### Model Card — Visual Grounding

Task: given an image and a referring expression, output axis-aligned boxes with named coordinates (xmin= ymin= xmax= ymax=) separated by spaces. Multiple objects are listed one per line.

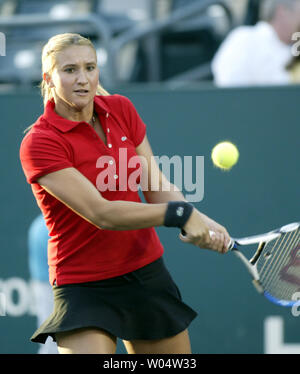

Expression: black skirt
xmin=31 ymin=257 xmax=197 ymax=344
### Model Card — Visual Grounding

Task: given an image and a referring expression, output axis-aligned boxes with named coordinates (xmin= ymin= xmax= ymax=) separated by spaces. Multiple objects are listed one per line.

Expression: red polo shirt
xmin=20 ymin=94 xmax=164 ymax=286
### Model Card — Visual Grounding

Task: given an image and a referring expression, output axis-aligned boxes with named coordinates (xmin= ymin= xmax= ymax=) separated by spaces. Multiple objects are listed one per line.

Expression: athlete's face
xmin=45 ymin=45 xmax=99 ymax=111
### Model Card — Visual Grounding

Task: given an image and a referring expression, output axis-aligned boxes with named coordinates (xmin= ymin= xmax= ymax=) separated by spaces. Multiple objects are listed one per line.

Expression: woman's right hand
xmin=179 ymin=209 xmax=230 ymax=254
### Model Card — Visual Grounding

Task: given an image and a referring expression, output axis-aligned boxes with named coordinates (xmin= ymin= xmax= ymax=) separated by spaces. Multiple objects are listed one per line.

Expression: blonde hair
xmin=40 ymin=33 xmax=109 ymax=106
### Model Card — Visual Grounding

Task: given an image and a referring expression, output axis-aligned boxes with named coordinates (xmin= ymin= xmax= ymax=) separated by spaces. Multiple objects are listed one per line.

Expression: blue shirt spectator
xmin=28 ymin=214 xmax=49 ymax=282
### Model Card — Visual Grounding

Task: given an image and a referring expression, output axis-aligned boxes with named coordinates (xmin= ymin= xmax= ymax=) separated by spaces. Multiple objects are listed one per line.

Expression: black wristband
xmin=164 ymin=201 xmax=194 ymax=228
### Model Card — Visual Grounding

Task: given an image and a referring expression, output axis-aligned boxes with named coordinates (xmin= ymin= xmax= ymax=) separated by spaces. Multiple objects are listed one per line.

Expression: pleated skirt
xmin=31 ymin=257 xmax=197 ymax=344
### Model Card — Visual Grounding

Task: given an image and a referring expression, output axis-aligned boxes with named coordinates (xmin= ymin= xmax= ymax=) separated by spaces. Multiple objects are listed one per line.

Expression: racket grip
xmin=227 ymin=239 xmax=235 ymax=250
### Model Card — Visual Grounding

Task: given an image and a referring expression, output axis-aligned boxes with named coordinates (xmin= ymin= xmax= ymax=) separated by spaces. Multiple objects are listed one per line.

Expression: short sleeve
xmin=20 ymin=131 xmax=73 ymax=184
xmin=117 ymin=95 xmax=146 ymax=147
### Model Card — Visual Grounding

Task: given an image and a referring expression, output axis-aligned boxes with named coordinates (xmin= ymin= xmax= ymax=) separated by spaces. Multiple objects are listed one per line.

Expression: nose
xmin=76 ymin=67 xmax=88 ymax=85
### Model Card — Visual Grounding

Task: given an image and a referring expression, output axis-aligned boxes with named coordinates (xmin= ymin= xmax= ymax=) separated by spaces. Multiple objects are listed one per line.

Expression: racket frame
xmin=228 ymin=222 xmax=300 ymax=306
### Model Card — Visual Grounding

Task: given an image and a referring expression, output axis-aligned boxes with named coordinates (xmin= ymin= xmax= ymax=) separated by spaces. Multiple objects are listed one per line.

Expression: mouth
xmin=74 ymin=89 xmax=89 ymax=96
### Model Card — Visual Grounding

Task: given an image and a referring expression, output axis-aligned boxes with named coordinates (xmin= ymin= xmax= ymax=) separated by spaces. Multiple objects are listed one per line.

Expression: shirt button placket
xmin=106 ymin=113 xmax=111 ymax=149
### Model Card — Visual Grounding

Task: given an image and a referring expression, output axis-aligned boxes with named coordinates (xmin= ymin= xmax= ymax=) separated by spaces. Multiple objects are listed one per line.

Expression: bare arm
xmin=37 ymin=164 xmax=211 ymax=248
xmin=37 ymin=167 xmax=166 ymax=231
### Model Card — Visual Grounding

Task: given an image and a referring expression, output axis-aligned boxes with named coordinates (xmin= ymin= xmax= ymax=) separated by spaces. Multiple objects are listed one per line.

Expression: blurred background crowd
xmin=0 ymin=0 xmax=300 ymax=91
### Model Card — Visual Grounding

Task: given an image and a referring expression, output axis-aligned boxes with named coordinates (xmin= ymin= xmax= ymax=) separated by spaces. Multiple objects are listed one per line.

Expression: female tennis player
xmin=20 ymin=33 xmax=230 ymax=354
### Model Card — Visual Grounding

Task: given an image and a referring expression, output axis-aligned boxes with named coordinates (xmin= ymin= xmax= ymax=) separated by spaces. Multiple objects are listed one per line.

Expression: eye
xmin=65 ymin=67 xmax=75 ymax=73
xmin=87 ymin=65 xmax=95 ymax=71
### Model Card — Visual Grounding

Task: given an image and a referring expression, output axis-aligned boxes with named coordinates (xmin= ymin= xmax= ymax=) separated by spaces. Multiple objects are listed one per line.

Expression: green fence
xmin=0 ymin=85 xmax=299 ymax=353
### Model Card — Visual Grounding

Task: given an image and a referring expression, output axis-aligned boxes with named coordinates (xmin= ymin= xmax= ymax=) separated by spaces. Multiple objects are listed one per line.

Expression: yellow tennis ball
xmin=211 ymin=141 xmax=239 ymax=170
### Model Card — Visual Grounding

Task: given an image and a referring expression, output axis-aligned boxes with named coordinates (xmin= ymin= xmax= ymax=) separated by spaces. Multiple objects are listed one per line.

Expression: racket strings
xmin=260 ymin=229 xmax=297 ymax=282
xmin=273 ymin=230 xmax=300 ymax=291
xmin=272 ymin=230 xmax=300 ymax=299
xmin=259 ymin=234 xmax=285 ymax=277
xmin=259 ymin=230 xmax=299 ymax=296
xmin=257 ymin=228 xmax=300 ymax=301
xmin=263 ymin=230 xmax=299 ymax=289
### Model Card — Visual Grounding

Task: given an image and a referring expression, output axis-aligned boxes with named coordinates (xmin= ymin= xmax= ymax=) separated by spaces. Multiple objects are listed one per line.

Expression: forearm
xmin=97 ymin=183 xmax=189 ymax=230
xmin=97 ymin=200 xmax=167 ymax=230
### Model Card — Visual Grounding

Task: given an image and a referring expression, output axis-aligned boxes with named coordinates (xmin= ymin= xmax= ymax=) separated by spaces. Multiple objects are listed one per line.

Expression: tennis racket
xmin=183 ymin=222 xmax=300 ymax=307
xmin=226 ymin=222 xmax=300 ymax=307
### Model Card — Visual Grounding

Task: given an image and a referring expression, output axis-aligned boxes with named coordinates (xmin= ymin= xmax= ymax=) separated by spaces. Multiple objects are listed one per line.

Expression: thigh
xmin=123 ymin=329 xmax=191 ymax=354
xmin=56 ymin=327 xmax=117 ymax=354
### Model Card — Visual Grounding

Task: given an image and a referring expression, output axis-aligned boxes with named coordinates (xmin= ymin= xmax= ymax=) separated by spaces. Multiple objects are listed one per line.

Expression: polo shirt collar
xmin=44 ymin=96 xmax=111 ymax=133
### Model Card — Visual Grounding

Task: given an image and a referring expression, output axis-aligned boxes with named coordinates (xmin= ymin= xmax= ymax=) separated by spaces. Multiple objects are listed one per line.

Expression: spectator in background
xmin=212 ymin=0 xmax=300 ymax=86
xmin=28 ymin=214 xmax=58 ymax=354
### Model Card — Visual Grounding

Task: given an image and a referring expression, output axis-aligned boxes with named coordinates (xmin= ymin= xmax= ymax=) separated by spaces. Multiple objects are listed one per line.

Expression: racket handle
xmin=227 ymin=239 xmax=235 ymax=250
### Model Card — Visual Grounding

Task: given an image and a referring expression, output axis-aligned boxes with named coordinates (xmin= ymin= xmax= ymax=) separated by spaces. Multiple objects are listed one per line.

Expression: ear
xmin=43 ymin=72 xmax=55 ymax=88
